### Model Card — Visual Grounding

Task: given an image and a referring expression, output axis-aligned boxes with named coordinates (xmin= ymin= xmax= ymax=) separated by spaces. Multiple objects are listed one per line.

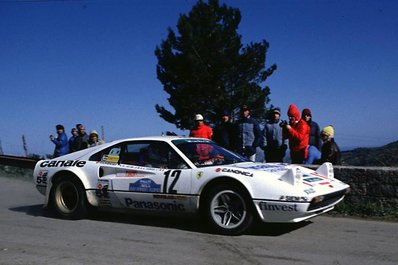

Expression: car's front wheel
xmin=204 ymin=185 xmax=253 ymax=235
xmin=51 ymin=176 xmax=88 ymax=220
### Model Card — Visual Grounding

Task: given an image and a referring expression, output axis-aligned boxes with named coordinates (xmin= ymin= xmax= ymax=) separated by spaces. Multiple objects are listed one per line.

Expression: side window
xmin=119 ymin=141 xmax=189 ymax=169
xmin=89 ymin=145 xmax=121 ymax=163
xmin=119 ymin=143 xmax=149 ymax=166
xmin=168 ymin=148 xmax=190 ymax=169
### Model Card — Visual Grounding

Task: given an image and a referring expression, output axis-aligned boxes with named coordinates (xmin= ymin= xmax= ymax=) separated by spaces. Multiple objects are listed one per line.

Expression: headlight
xmin=312 ymin=195 xmax=325 ymax=204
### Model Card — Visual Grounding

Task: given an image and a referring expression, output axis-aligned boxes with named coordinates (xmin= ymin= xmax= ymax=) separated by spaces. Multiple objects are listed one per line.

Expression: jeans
xmin=304 ymin=145 xmax=321 ymax=164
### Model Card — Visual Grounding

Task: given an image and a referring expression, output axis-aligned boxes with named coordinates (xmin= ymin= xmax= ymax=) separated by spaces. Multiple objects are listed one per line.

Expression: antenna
xmin=0 ymin=140 xmax=4 ymax=155
xmin=22 ymin=135 xmax=28 ymax=157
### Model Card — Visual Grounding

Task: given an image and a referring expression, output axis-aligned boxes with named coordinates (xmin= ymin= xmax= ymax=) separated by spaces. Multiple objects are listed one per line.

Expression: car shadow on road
xmin=248 ymin=221 xmax=312 ymax=236
xmin=9 ymin=204 xmax=47 ymax=217
xmin=10 ymin=204 xmax=311 ymax=237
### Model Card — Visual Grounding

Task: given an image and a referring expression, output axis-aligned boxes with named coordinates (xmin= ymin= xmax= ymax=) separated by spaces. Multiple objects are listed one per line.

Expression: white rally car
xmin=33 ymin=136 xmax=349 ymax=235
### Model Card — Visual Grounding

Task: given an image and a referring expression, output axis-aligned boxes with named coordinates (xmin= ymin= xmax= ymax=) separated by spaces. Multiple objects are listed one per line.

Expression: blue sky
xmin=1 ymin=0 xmax=397 ymax=156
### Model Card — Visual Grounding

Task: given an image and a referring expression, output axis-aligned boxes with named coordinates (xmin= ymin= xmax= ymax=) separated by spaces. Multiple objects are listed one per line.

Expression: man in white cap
xmin=189 ymin=114 xmax=213 ymax=140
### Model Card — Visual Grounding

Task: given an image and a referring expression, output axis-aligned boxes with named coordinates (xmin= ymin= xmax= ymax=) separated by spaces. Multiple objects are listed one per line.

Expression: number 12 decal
xmin=163 ymin=170 xmax=181 ymax=194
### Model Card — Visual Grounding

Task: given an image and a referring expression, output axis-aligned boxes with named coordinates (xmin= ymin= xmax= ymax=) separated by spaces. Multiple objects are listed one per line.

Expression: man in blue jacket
xmin=262 ymin=107 xmax=287 ymax=162
xmin=237 ymin=105 xmax=262 ymax=161
xmin=50 ymin=124 xmax=69 ymax=158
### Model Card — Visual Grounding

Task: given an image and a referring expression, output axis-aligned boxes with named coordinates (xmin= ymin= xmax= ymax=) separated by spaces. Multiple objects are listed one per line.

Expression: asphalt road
xmin=1 ymin=175 xmax=397 ymax=265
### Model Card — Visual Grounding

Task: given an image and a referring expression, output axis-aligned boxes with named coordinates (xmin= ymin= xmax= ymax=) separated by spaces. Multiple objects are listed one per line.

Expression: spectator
xmin=88 ymin=130 xmax=104 ymax=147
xmin=320 ymin=125 xmax=341 ymax=165
xmin=262 ymin=107 xmax=287 ymax=162
xmin=50 ymin=124 xmax=69 ymax=157
xmin=73 ymin=124 xmax=89 ymax=151
xmin=213 ymin=111 xmax=238 ymax=151
xmin=282 ymin=104 xmax=310 ymax=164
xmin=68 ymin=127 xmax=79 ymax=153
xmin=302 ymin=108 xmax=321 ymax=164
xmin=237 ymin=105 xmax=262 ymax=161
xmin=189 ymin=114 xmax=213 ymax=140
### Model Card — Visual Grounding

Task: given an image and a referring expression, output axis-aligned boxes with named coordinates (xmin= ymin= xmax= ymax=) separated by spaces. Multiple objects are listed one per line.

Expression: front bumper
xmin=254 ymin=189 xmax=348 ymax=223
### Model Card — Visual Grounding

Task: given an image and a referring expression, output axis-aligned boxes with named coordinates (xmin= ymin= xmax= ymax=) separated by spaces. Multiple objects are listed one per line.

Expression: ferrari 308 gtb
xmin=33 ymin=136 xmax=350 ymax=235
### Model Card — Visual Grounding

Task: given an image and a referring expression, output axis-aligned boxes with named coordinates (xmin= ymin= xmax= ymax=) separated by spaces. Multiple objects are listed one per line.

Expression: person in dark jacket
xmin=320 ymin=125 xmax=341 ymax=165
xmin=262 ymin=107 xmax=287 ymax=162
xmin=213 ymin=111 xmax=238 ymax=151
xmin=73 ymin=124 xmax=89 ymax=151
xmin=68 ymin=127 xmax=79 ymax=153
xmin=302 ymin=108 xmax=321 ymax=149
xmin=302 ymin=108 xmax=321 ymax=164
xmin=50 ymin=124 xmax=69 ymax=157
xmin=237 ymin=105 xmax=262 ymax=161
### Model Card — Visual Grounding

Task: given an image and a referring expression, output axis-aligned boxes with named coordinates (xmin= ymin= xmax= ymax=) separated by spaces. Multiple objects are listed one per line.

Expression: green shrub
xmin=331 ymin=202 xmax=398 ymax=220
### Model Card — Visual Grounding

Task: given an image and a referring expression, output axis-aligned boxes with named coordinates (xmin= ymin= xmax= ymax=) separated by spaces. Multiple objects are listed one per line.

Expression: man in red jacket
xmin=282 ymin=104 xmax=310 ymax=164
xmin=189 ymin=114 xmax=213 ymax=162
xmin=189 ymin=114 xmax=213 ymax=140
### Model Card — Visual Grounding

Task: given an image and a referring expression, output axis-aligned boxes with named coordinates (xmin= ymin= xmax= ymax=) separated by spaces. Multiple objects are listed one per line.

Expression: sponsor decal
xmin=97 ymin=161 xmax=118 ymax=166
xmin=311 ymin=172 xmax=326 ymax=178
xmin=153 ymin=194 xmax=188 ymax=201
xmin=259 ymin=202 xmax=298 ymax=212
xmin=96 ymin=180 xmax=111 ymax=206
xmin=240 ymin=164 xmax=287 ymax=173
xmin=215 ymin=168 xmax=253 ymax=177
xmin=304 ymin=188 xmax=316 ymax=195
xmin=180 ymin=139 xmax=209 ymax=143
xmin=102 ymin=154 xmax=119 ymax=163
xmin=116 ymin=171 xmax=146 ymax=178
xmin=40 ymin=160 xmax=86 ymax=168
xmin=36 ymin=171 xmax=48 ymax=185
xmin=196 ymin=171 xmax=204 ymax=180
xmin=129 ymin=178 xmax=161 ymax=193
xmin=279 ymin=195 xmax=308 ymax=202
xmin=319 ymin=181 xmax=331 ymax=185
xmin=303 ymin=177 xmax=324 ymax=183
xmin=125 ymin=198 xmax=185 ymax=212
xmin=120 ymin=164 xmax=165 ymax=172
xmin=96 ymin=179 xmax=110 ymax=199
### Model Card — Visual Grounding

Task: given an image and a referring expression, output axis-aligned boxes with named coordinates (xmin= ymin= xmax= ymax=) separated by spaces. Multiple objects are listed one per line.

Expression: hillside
xmin=341 ymin=140 xmax=398 ymax=167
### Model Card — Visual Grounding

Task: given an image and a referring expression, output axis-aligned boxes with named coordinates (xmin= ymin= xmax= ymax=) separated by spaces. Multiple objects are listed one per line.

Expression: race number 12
xmin=163 ymin=170 xmax=181 ymax=194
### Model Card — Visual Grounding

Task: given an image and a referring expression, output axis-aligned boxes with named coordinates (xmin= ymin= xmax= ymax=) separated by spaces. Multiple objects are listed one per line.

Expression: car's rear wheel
xmin=52 ymin=176 xmax=87 ymax=219
xmin=205 ymin=185 xmax=253 ymax=235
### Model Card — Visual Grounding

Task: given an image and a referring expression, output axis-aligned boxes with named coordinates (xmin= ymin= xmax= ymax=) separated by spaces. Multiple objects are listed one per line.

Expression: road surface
xmin=0 ymin=175 xmax=397 ymax=265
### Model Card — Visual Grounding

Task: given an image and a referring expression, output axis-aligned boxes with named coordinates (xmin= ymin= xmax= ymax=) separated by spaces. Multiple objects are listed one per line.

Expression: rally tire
xmin=51 ymin=176 xmax=88 ymax=220
xmin=204 ymin=185 xmax=253 ymax=235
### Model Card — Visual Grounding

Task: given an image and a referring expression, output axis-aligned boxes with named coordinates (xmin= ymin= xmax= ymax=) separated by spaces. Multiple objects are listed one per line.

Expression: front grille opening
xmin=308 ymin=189 xmax=347 ymax=211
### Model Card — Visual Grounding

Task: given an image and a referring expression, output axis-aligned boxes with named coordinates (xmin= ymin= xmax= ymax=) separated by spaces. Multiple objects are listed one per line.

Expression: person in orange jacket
xmin=281 ymin=104 xmax=310 ymax=164
xmin=189 ymin=114 xmax=214 ymax=162
xmin=189 ymin=114 xmax=213 ymax=140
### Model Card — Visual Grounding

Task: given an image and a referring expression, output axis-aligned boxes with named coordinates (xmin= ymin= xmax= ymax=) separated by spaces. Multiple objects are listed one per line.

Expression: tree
xmin=155 ymin=0 xmax=276 ymax=130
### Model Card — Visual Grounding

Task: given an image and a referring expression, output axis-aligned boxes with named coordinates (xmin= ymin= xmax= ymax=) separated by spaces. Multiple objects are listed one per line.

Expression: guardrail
xmin=0 ymin=155 xmax=38 ymax=169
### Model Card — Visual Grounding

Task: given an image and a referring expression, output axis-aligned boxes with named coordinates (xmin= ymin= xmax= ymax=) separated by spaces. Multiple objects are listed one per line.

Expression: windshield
xmin=172 ymin=139 xmax=248 ymax=167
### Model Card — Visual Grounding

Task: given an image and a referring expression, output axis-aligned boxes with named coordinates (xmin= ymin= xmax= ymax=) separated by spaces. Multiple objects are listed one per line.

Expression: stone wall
xmin=333 ymin=166 xmax=398 ymax=209
xmin=0 ymin=165 xmax=33 ymax=180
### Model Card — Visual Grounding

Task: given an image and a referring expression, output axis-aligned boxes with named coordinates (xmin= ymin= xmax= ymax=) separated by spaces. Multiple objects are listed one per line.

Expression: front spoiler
xmin=254 ymin=195 xmax=346 ymax=223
